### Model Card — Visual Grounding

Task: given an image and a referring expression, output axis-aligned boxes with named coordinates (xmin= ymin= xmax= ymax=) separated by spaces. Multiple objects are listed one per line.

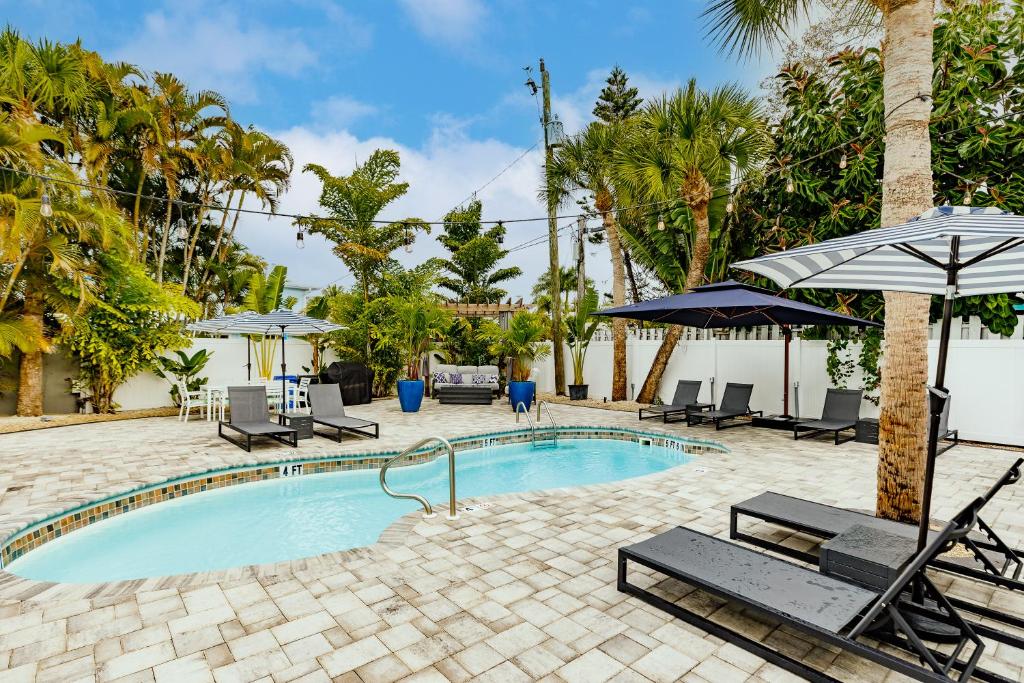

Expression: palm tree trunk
xmin=156 ymin=196 xmax=173 ymax=283
xmin=875 ymin=0 xmax=935 ymax=523
xmin=604 ymin=211 xmax=628 ymax=401
xmin=134 ymin=170 xmax=148 ymax=263
xmin=15 ymin=293 xmax=45 ymax=416
xmin=623 ymin=247 xmax=641 ymax=303
xmin=219 ymin=193 xmax=246 ymax=263
xmin=181 ymin=188 xmax=210 ymax=293
xmin=202 ymin=189 xmax=235 ymax=285
xmin=636 ymin=197 xmax=711 ymax=404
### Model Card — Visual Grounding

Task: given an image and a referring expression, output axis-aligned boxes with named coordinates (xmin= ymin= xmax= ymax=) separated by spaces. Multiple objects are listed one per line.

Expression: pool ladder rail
xmin=379 ymin=436 xmax=458 ymax=520
xmin=516 ymin=401 xmax=558 ymax=448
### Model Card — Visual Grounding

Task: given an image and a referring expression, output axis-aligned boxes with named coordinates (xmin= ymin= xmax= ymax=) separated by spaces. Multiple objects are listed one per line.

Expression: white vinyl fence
xmin=533 ymin=319 xmax=1024 ymax=446
xmin=112 ymin=337 xmax=336 ymax=412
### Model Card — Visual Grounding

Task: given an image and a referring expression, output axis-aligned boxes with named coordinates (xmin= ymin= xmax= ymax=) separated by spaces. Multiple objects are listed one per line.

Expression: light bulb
xmin=39 ymin=192 xmax=53 ymax=218
xmin=786 ymin=178 xmax=795 ymax=193
xmin=726 ymin=201 xmax=734 ymax=214
xmin=839 ymin=153 xmax=848 ymax=169
xmin=963 ymin=190 xmax=972 ymax=206
xmin=296 ymin=230 xmax=305 ymax=249
xmin=656 ymin=214 xmax=666 ymax=231
xmin=404 ymin=241 xmax=413 ymax=253
xmin=496 ymin=221 xmax=504 ymax=244
xmin=174 ymin=217 xmax=188 ymax=241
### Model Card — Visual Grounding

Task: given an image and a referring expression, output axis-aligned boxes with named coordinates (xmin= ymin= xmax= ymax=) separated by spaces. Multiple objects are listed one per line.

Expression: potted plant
xmin=488 ymin=311 xmax=550 ymax=412
xmin=393 ymin=297 xmax=450 ymax=412
xmin=567 ymin=291 xmax=600 ymax=400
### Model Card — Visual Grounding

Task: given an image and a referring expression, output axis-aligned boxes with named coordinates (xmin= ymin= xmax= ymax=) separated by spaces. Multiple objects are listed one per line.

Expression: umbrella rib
xmin=891 ymin=244 xmax=945 ymax=268
xmin=959 ymin=237 xmax=1024 ymax=269
xmin=785 ymin=245 xmax=884 ymax=287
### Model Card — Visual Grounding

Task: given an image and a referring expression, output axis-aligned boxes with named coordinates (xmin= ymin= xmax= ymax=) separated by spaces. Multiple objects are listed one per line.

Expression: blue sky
xmin=5 ymin=0 xmax=781 ymax=295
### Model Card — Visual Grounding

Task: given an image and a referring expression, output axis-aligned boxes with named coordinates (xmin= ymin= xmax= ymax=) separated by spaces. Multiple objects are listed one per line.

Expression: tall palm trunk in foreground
xmin=875 ymin=0 xmax=934 ymax=523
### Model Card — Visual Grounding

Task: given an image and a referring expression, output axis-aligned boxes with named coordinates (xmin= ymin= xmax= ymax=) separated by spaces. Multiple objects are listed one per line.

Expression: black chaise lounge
xmin=687 ymin=382 xmax=760 ymax=429
xmin=731 ymin=458 xmax=1024 ymax=602
xmin=308 ymin=384 xmax=379 ymax=441
xmin=794 ymin=388 xmax=862 ymax=445
xmin=931 ymin=386 xmax=959 ymax=455
xmin=638 ymin=380 xmax=701 ymax=423
xmin=218 ymin=385 xmax=298 ymax=452
xmin=620 ymin=497 xmax=998 ymax=682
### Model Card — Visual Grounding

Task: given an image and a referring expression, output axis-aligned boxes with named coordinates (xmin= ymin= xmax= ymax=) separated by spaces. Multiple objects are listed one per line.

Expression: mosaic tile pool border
xmin=0 ymin=426 xmax=725 ymax=568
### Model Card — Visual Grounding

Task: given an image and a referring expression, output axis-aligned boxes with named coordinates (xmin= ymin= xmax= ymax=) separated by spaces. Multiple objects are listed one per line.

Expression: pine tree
xmin=593 ymin=66 xmax=642 ymax=122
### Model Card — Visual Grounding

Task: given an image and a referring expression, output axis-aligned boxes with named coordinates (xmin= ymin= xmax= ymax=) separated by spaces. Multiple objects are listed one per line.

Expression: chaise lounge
xmin=730 ymin=457 xmax=1024 ymax=597
xmin=687 ymin=382 xmax=760 ymax=429
xmin=308 ymin=384 xmax=379 ymax=441
xmin=794 ymin=387 xmax=862 ymax=445
xmin=218 ymin=385 xmax=298 ymax=452
xmin=619 ymin=497 xmax=994 ymax=682
xmin=638 ymin=380 xmax=702 ymax=423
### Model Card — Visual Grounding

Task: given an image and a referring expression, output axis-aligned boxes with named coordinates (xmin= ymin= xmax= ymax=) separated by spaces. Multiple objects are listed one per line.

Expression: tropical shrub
xmin=157 ymin=349 xmax=213 ymax=406
xmin=567 ymin=291 xmax=601 ymax=386
xmin=486 ymin=311 xmax=551 ymax=382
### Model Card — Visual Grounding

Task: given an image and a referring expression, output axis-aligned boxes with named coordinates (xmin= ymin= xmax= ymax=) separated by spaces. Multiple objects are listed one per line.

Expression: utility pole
xmin=539 ymin=58 xmax=566 ymax=395
xmin=575 ymin=216 xmax=586 ymax=306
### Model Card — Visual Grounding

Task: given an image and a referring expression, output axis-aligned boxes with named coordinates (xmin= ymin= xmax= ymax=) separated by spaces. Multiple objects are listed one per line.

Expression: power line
xmin=453 ymin=141 xmax=541 ymax=209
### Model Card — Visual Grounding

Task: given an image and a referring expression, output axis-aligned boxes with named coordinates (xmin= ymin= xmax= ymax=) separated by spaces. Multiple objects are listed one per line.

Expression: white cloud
xmin=232 ymin=121 xmax=586 ymax=298
xmin=112 ymin=3 xmax=367 ymax=103
xmin=397 ymin=0 xmax=487 ymax=47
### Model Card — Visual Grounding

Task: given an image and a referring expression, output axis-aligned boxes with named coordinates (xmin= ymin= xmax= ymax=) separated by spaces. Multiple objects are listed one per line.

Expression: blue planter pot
xmin=508 ymin=381 xmax=536 ymax=412
xmin=397 ymin=379 xmax=425 ymax=413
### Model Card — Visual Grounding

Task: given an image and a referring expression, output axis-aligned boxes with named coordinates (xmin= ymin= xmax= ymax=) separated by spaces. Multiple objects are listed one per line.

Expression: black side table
xmin=820 ymin=523 xmax=916 ymax=590
xmin=684 ymin=403 xmax=715 ymax=426
xmin=278 ymin=412 xmax=314 ymax=440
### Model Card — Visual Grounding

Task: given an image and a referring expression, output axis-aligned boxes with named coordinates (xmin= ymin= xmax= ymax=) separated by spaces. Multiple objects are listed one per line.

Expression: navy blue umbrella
xmin=595 ymin=280 xmax=880 ymax=416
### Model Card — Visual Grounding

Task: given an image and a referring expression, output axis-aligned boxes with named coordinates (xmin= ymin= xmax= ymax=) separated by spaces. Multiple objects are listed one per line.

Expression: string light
xmin=839 ymin=152 xmax=848 ymax=169
xmin=726 ymin=199 xmax=734 ymax=214
xmin=295 ymin=228 xmax=305 ymax=249
xmin=39 ymin=187 xmax=53 ymax=218
xmin=785 ymin=176 xmax=795 ymax=193
xmin=403 ymin=222 xmax=413 ymax=253
xmin=657 ymin=214 xmax=666 ymax=231
xmin=174 ymin=217 xmax=188 ymax=241
xmin=496 ymin=220 xmax=504 ymax=245
xmin=963 ymin=188 xmax=973 ymax=205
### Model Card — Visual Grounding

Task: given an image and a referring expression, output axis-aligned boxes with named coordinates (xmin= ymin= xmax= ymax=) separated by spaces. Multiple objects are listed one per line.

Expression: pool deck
xmin=0 ymin=399 xmax=1021 ymax=682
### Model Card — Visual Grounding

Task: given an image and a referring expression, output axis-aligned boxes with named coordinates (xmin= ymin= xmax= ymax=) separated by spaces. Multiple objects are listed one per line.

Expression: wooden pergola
xmin=441 ymin=299 xmax=527 ymax=327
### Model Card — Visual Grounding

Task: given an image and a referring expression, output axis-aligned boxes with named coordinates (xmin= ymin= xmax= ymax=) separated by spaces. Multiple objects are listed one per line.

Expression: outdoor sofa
xmin=730 ymin=457 xmax=1024 ymax=598
xmin=619 ymin=496 xmax=997 ymax=682
xmin=686 ymin=382 xmax=760 ymax=429
xmin=308 ymin=384 xmax=379 ymax=441
xmin=793 ymin=388 xmax=862 ymax=445
xmin=638 ymin=380 xmax=701 ymax=423
xmin=218 ymin=385 xmax=298 ymax=452
xmin=431 ymin=364 xmax=500 ymax=398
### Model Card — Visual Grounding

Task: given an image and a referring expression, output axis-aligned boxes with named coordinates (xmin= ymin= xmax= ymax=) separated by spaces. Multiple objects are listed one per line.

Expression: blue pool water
xmin=8 ymin=438 xmax=694 ymax=582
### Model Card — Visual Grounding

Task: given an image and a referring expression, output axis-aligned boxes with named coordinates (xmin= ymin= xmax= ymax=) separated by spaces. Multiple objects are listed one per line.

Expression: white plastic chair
xmin=294 ymin=377 xmax=311 ymax=413
xmin=176 ymin=377 xmax=206 ymax=422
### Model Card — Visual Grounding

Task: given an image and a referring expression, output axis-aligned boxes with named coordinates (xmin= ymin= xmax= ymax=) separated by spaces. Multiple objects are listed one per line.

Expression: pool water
xmin=8 ymin=438 xmax=694 ymax=582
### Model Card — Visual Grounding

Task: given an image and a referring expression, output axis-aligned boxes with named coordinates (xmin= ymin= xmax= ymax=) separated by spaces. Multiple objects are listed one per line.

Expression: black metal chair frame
xmin=686 ymin=382 xmax=761 ymax=430
xmin=793 ymin=388 xmax=863 ymax=445
xmin=729 ymin=458 xmax=1024 ymax=636
xmin=619 ymin=499 xmax=1006 ymax=683
xmin=218 ymin=386 xmax=298 ymax=452
xmin=638 ymin=380 xmax=702 ymax=423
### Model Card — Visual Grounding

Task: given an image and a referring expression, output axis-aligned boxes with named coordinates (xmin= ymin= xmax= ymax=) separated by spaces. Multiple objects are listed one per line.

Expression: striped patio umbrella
xmin=188 ymin=310 xmax=342 ymax=401
xmin=733 ymin=206 xmax=1024 ymax=550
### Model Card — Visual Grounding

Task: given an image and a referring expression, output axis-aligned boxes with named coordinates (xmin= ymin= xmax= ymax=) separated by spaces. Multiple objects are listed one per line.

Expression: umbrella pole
xmin=247 ymin=338 xmax=252 ymax=381
xmin=782 ymin=327 xmax=792 ymax=418
xmin=916 ymin=239 xmax=958 ymax=553
xmin=280 ymin=325 xmax=288 ymax=413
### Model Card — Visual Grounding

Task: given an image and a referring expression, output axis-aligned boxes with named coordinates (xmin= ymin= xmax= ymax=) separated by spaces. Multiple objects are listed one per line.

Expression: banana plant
xmin=157 ymin=348 xmax=212 ymax=406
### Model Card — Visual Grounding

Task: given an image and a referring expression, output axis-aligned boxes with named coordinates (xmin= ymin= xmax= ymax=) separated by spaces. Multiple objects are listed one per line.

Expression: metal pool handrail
xmin=538 ymin=401 xmax=558 ymax=446
xmin=379 ymin=436 xmax=458 ymax=520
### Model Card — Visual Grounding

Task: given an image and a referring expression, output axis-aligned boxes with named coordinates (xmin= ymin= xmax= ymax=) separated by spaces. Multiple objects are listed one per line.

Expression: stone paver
xmin=0 ymin=399 xmax=1022 ymax=681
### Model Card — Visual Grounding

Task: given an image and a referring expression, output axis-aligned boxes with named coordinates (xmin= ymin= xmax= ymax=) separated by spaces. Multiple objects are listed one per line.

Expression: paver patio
xmin=0 ymin=399 xmax=1021 ymax=682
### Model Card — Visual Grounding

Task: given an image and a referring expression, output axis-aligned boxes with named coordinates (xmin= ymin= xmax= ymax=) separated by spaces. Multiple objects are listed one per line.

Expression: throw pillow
xmin=471 ymin=374 xmax=489 ymax=385
xmin=449 ymin=372 xmax=464 ymax=385
xmin=489 ymin=374 xmax=499 ymax=384
xmin=432 ymin=371 xmax=448 ymax=384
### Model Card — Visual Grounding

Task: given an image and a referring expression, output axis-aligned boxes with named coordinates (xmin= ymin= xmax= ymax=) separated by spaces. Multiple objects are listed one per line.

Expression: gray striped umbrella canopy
xmin=732 ymin=207 xmax=1024 ymax=296
xmin=187 ymin=309 xmax=342 ymax=336
xmin=733 ymin=206 xmax=1024 ymax=553
xmin=188 ymin=310 xmax=342 ymax=399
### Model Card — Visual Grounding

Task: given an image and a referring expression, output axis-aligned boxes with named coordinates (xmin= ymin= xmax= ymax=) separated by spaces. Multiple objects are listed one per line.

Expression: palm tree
xmin=616 ymin=81 xmax=770 ymax=404
xmin=239 ymin=264 xmax=294 ymax=379
xmin=548 ymin=122 xmax=629 ymax=401
xmin=0 ymin=30 xmax=92 ymax=125
xmin=147 ymin=72 xmax=227 ymax=283
xmin=702 ymin=0 xmax=934 ymax=523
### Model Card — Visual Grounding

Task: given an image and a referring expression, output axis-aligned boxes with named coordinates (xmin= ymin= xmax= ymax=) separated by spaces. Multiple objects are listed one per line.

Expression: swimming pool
xmin=7 ymin=437 xmax=699 ymax=582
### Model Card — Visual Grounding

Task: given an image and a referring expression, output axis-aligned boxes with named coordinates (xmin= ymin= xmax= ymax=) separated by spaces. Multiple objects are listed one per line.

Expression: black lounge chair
xmin=308 ymin=384 xmax=379 ymax=441
xmin=794 ymin=388 xmax=862 ymax=445
xmin=731 ymin=458 xmax=1024 ymax=602
xmin=218 ymin=385 xmax=298 ymax=452
xmin=687 ymin=382 xmax=760 ymax=429
xmin=637 ymin=380 xmax=702 ymax=423
xmin=620 ymin=497 xmax=997 ymax=682
xmin=931 ymin=386 xmax=959 ymax=455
